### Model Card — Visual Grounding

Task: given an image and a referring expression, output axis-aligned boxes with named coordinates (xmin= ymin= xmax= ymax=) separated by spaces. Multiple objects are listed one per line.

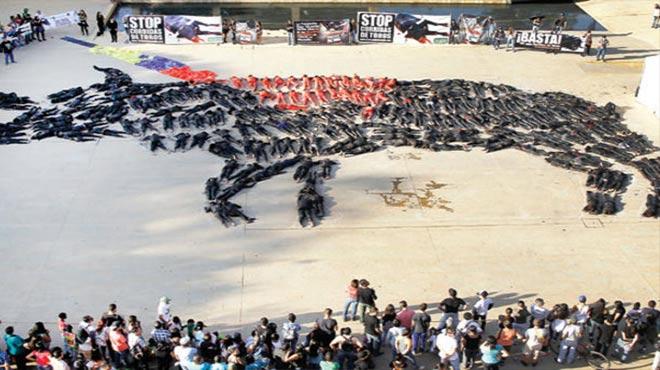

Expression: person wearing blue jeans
xmin=1 ymin=38 xmax=15 ymax=65
xmin=331 ymin=328 xmax=362 ymax=370
xmin=411 ymin=303 xmax=431 ymax=354
xmin=363 ymin=307 xmax=382 ymax=355
xmin=343 ymin=279 xmax=359 ymax=321
xmin=595 ymin=36 xmax=609 ymax=62
xmin=438 ymin=289 xmax=466 ymax=331
xmin=615 ymin=318 xmax=640 ymax=362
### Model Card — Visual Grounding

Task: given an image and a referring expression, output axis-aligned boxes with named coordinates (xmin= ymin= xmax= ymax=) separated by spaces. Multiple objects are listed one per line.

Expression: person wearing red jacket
xmin=261 ymin=77 xmax=273 ymax=91
xmin=273 ymin=76 xmax=285 ymax=89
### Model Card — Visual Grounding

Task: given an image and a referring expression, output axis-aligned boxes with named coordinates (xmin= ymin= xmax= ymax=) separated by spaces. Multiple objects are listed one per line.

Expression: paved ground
xmin=0 ymin=1 xmax=658 ymax=369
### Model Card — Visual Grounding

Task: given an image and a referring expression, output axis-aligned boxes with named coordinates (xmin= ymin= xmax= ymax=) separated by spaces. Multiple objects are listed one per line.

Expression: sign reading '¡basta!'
xmin=515 ymin=31 xmax=563 ymax=50
xmin=127 ymin=16 xmax=165 ymax=44
xmin=357 ymin=12 xmax=395 ymax=43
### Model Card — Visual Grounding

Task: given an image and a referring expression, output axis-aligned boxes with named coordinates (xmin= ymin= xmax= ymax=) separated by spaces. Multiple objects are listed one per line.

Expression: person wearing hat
xmin=472 ymin=291 xmax=493 ymax=330
xmin=557 ymin=318 xmax=582 ymax=364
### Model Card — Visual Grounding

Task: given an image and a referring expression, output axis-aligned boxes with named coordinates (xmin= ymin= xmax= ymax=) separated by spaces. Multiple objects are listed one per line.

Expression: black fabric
xmin=358 ymin=288 xmax=377 ymax=306
xmin=363 ymin=315 xmax=380 ymax=336
xmin=440 ymin=297 xmax=465 ymax=313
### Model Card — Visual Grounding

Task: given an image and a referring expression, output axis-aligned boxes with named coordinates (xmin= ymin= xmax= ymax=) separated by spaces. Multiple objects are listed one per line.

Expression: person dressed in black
xmin=1 ymin=37 xmax=16 ymax=65
xmin=222 ymin=19 xmax=230 ymax=44
xmin=107 ymin=18 xmax=118 ymax=43
xmin=32 ymin=16 xmax=45 ymax=41
xmin=394 ymin=13 xmax=449 ymax=44
xmin=357 ymin=279 xmax=377 ymax=323
xmin=438 ymin=288 xmax=466 ymax=330
xmin=78 ymin=10 xmax=89 ymax=36
xmin=96 ymin=12 xmax=105 ymax=36
xmin=286 ymin=20 xmax=294 ymax=45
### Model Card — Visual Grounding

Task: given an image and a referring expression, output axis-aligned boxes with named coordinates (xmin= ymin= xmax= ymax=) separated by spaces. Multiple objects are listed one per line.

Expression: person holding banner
xmin=78 ymin=10 xmax=89 ymax=36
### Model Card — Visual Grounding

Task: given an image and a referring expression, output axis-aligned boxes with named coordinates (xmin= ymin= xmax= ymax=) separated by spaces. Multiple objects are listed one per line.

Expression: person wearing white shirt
xmin=522 ymin=319 xmax=548 ymax=366
xmin=557 ymin=318 xmax=582 ymax=364
xmin=574 ymin=295 xmax=589 ymax=325
xmin=456 ymin=312 xmax=482 ymax=336
xmin=386 ymin=319 xmax=405 ymax=360
xmin=530 ymin=298 xmax=549 ymax=325
xmin=157 ymin=297 xmax=172 ymax=326
xmin=653 ymin=4 xmax=660 ymax=29
xmin=436 ymin=327 xmax=460 ymax=370
xmin=49 ymin=348 xmax=70 ymax=370
xmin=472 ymin=291 xmax=494 ymax=329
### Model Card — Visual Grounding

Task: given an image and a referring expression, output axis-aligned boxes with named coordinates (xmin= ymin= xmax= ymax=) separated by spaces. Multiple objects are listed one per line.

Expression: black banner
xmin=126 ymin=15 xmax=165 ymax=44
xmin=514 ymin=30 xmax=562 ymax=51
xmin=357 ymin=12 xmax=395 ymax=43
xmin=293 ymin=20 xmax=350 ymax=45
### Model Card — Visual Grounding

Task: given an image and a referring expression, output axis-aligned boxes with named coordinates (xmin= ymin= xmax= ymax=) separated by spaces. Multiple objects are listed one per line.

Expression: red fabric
xmin=160 ymin=66 xmax=217 ymax=83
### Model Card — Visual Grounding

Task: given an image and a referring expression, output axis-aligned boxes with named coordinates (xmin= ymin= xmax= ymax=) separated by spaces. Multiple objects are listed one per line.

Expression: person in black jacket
xmin=107 ymin=18 xmax=118 ymax=42
xmin=357 ymin=279 xmax=377 ymax=323
xmin=1 ymin=37 xmax=16 ymax=65
xmin=96 ymin=12 xmax=105 ymax=36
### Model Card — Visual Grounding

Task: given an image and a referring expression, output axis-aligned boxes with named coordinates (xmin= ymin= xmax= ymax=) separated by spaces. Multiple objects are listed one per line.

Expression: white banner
xmin=163 ymin=15 xmax=223 ymax=44
xmin=42 ymin=10 xmax=80 ymax=30
xmin=393 ymin=13 xmax=450 ymax=45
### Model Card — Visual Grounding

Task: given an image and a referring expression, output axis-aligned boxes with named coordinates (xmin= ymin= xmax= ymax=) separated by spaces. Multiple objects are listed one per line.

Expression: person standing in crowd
xmin=512 ymin=300 xmax=530 ymax=333
xmin=492 ymin=26 xmax=504 ymax=50
xmin=640 ymin=300 xmax=659 ymax=352
xmin=157 ymin=296 xmax=172 ymax=327
xmin=95 ymin=11 xmax=105 ymax=37
xmin=350 ymin=19 xmax=357 ymax=44
xmin=438 ymin=288 xmax=466 ymax=331
xmin=521 ymin=319 xmax=547 ymax=367
xmin=530 ymin=298 xmax=549 ymax=326
xmin=484 ymin=17 xmax=496 ymax=44
xmin=78 ymin=10 xmax=89 ymax=36
xmin=436 ymin=327 xmax=460 ymax=370
xmin=107 ymin=17 xmax=118 ymax=43
xmin=396 ymin=301 xmax=414 ymax=330
xmin=363 ymin=306 xmax=382 ymax=356
xmin=317 ymin=308 xmax=338 ymax=348
xmin=581 ymin=30 xmax=592 ymax=56
xmin=652 ymin=4 xmax=660 ymax=28
xmin=531 ymin=16 xmax=543 ymax=34
xmin=357 ymin=279 xmax=377 ymax=323
xmin=554 ymin=13 xmax=568 ymax=33
xmin=394 ymin=328 xmax=416 ymax=369
xmin=462 ymin=326 xmax=482 ymax=369
xmin=282 ymin=313 xmax=301 ymax=349
xmin=230 ymin=20 xmax=237 ymax=44
xmin=595 ymin=313 xmax=615 ymax=356
xmin=505 ymin=26 xmax=516 ymax=52
xmin=1 ymin=36 xmax=16 ymax=65
xmin=286 ymin=20 xmax=294 ymax=46
xmin=256 ymin=21 xmax=263 ymax=45
xmin=4 ymin=327 xmax=27 ymax=370
xmin=449 ymin=19 xmax=459 ymax=44
xmin=31 ymin=16 xmax=45 ymax=41
xmin=76 ymin=316 xmax=94 ymax=360
xmin=615 ymin=317 xmax=640 ymax=362
xmin=411 ymin=303 xmax=430 ymax=354
xmin=556 ymin=318 xmax=582 ymax=364
xmin=221 ymin=19 xmax=229 ymax=44
xmin=472 ymin=291 xmax=493 ymax=329
xmin=343 ymin=279 xmax=360 ymax=322
xmin=480 ymin=336 xmax=508 ymax=370
xmin=595 ymin=35 xmax=609 ymax=62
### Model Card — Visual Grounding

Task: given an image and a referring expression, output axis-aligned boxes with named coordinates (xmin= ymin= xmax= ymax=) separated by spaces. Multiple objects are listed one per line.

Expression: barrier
xmin=126 ymin=15 xmax=224 ymax=44
xmin=294 ymin=20 xmax=351 ymax=45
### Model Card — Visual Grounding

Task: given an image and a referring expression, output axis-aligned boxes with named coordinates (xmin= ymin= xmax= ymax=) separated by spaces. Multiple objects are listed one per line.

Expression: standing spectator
xmin=396 ymin=301 xmax=414 ymax=330
xmin=75 ymin=316 xmax=94 ymax=360
xmin=472 ymin=291 xmax=493 ymax=329
xmin=48 ymin=347 xmax=69 ymax=370
xmin=394 ymin=329 xmax=416 ymax=369
xmin=2 ymin=36 xmax=16 ymax=65
xmin=317 ymin=308 xmax=338 ymax=348
xmin=461 ymin=327 xmax=481 ymax=369
xmin=330 ymin=327 xmax=363 ymax=370
xmin=343 ymin=279 xmax=359 ymax=322
xmin=4 ymin=327 xmax=27 ymax=370
xmin=653 ymin=4 xmax=660 ymax=28
xmin=357 ymin=280 xmax=377 ymax=323
xmin=438 ymin=289 xmax=466 ymax=331
xmin=615 ymin=318 xmax=640 ymax=362
xmin=230 ymin=20 xmax=237 ymax=44
xmin=27 ymin=322 xmax=51 ymax=349
xmin=581 ymin=30 xmax=593 ymax=56
xmin=127 ymin=326 xmax=147 ymax=370
xmin=449 ymin=19 xmax=459 ymax=44
xmin=556 ymin=318 xmax=582 ymax=364
xmin=94 ymin=320 xmax=108 ymax=361
xmin=480 ymin=336 xmax=508 ymax=370
xmin=350 ymin=19 xmax=357 ymax=44
xmin=595 ymin=36 xmax=609 ymax=62
xmin=101 ymin=304 xmax=122 ymax=327
xmin=286 ymin=20 xmax=294 ymax=45
xmin=282 ymin=313 xmax=301 ymax=349
xmin=530 ymin=298 xmax=549 ymax=326
xmin=554 ymin=13 xmax=567 ymax=33
xmin=31 ymin=16 xmax=44 ymax=41
xmin=221 ymin=20 xmax=229 ymax=44
xmin=57 ymin=314 xmax=68 ymax=337
xmin=531 ymin=16 xmax=542 ymax=34
xmin=256 ymin=21 xmax=263 ymax=45
xmin=157 ymin=297 xmax=172 ymax=327
xmin=595 ymin=313 xmax=615 ymax=356
xmin=505 ymin=27 xmax=516 ymax=52
xmin=95 ymin=12 xmax=105 ymax=37
xmin=495 ymin=321 xmax=518 ymax=354
xmin=641 ymin=300 xmax=658 ymax=352
xmin=108 ymin=323 xmax=130 ymax=369
xmin=612 ymin=300 xmax=626 ymax=327
xmin=436 ymin=327 xmax=460 ymax=370
xmin=61 ymin=326 xmax=77 ymax=361
xmin=363 ymin=307 xmax=382 ymax=356
xmin=411 ymin=303 xmax=431 ymax=354
xmin=587 ymin=298 xmax=606 ymax=343
xmin=492 ymin=27 xmax=504 ymax=49
xmin=320 ymin=351 xmax=339 ymax=370
xmin=457 ymin=312 xmax=482 ymax=336
xmin=574 ymin=295 xmax=589 ymax=325
xmin=78 ymin=10 xmax=89 ymax=36
xmin=107 ymin=18 xmax=118 ymax=43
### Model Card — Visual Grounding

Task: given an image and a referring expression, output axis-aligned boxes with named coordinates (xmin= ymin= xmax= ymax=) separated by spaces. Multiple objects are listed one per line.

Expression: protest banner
xmin=515 ymin=30 xmax=583 ymax=53
xmin=357 ymin=12 xmax=395 ymax=43
xmin=163 ymin=15 xmax=223 ymax=44
xmin=393 ymin=13 xmax=450 ymax=44
xmin=236 ymin=20 xmax=258 ymax=44
xmin=294 ymin=20 xmax=350 ymax=45
xmin=42 ymin=10 xmax=79 ymax=30
xmin=126 ymin=15 xmax=165 ymax=44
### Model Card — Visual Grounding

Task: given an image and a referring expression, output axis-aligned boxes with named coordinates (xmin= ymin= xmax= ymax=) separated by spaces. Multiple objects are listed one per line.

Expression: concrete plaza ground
xmin=0 ymin=1 xmax=658 ymax=369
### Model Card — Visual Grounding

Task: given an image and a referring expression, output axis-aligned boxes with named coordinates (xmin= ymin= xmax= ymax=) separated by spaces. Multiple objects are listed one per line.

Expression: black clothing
xmin=589 ymin=301 xmax=606 ymax=324
xmin=358 ymin=287 xmax=377 ymax=306
xmin=412 ymin=312 xmax=431 ymax=333
xmin=440 ymin=297 xmax=466 ymax=313
xmin=363 ymin=315 xmax=380 ymax=336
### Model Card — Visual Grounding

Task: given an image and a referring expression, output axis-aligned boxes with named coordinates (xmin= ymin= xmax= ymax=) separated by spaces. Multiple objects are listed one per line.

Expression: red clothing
xmin=347 ymin=285 xmax=358 ymax=299
xmin=273 ymin=76 xmax=285 ymax=88
xmin=261 ymin=78 xmax=273 ymax=90
xmin=247 ymin=76 xmax=258 ymax=91
xmin=258 ymin=90 xmax=272 ymax=104
xmin=396 ymin=308 xmax=415 ymax=330
xmin=109 ymin=330 xmax=129 ymax=352
xmin=289 ymin=91 xmax=301 ymax=105
xmin=230 ymin=77 xmax=243 ymax=89
xmin=31 ymin=350 xmax=51 ymax=366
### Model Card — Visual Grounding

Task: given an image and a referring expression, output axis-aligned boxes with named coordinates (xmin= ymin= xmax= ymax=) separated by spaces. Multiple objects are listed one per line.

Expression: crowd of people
xmin=1 ymin=283 xmax=659 ymax=370
xmin=0 ymin=8 xmax=47 ymax=65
